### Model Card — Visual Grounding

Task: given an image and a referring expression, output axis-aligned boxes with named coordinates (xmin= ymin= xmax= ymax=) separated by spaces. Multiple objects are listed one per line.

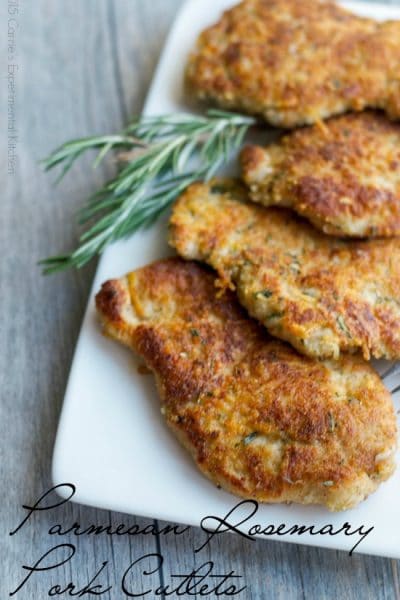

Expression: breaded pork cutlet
xmin=96 ymin=258 xmax=397 ymax=511
xmin=186 ymin=0 xmax=400 ymax=127
xmin=169 ymin=180 xmax=400 ymax=361
xmin=241 ymin=112 xmax=400 ymax=238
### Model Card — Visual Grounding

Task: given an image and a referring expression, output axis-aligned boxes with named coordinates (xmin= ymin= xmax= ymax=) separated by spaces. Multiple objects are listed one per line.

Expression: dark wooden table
xmin=2 ymin=1 xmax=400 ymax=598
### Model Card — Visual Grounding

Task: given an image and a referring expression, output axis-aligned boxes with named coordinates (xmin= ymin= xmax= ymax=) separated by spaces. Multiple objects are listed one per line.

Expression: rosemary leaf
xmin=40 ymin=110 xmax=256 ymax=273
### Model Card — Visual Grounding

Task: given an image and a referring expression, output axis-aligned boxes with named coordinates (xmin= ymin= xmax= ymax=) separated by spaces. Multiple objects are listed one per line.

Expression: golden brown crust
xmin=95 ymin=258 xmax=397 ymax=511
xmin=169 ymin=180 xmax=400 ymax=360
xmin=241 ymin=112 xmax=400 ymax=238
xmin=186 ymin=0 xmax=400 ymax=127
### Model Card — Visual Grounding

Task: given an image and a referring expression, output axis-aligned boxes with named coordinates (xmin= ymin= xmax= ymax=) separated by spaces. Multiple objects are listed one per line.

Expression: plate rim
xmin=52 ymin=0 xmax=400 ymax=560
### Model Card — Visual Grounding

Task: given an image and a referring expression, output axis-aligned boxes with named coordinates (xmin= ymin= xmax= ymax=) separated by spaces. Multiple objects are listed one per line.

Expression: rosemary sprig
xmin=40 ymin=109 xmax=256 ymax=273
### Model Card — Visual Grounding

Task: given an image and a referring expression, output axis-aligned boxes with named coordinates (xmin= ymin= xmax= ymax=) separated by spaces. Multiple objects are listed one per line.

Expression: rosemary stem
xmin=40 ymin=109 xmax=257 ymax=273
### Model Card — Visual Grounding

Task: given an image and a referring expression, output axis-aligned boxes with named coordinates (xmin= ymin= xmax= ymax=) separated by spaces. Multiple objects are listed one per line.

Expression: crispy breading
xmin=241 ymin=112 xmax=400 ymax=238
xmin=169 ymin=180 xmax=400 ymax=360
xmin=95 ymin=258 xmax=397 ymax=511
xmin=186 ymin=0 xmax=400 ymax=127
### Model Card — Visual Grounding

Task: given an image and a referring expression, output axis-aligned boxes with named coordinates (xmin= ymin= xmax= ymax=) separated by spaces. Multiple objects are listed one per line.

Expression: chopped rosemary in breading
xmin=266 ymin=311 xmax=284 ymax=321
xmin=336 ymin=315 xmax=351 ymax=337
xmin=242 ymin=432 xmax=258 ymax=446
xmin=254 ymin=289 xmax=273 ymax=299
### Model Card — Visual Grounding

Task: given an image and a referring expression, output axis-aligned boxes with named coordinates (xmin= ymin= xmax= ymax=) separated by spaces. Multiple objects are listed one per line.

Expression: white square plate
xmin=53 ymin=0 xmax=400 ymax=558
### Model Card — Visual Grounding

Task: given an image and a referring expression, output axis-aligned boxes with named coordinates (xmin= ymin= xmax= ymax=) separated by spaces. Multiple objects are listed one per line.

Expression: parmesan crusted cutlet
xmin=96 ymin=258 xmax=397 ymax=511
xmin=169 ymin=180 xmax=400 ymax=361
xmin=241 ymin=112 xmax=400 ymax=238
xmin=186 ymin=0 xmax=400 ymax=127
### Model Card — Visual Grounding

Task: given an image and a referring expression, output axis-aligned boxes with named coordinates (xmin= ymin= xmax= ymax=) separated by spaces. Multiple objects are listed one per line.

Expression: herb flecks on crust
xmin=169 ymin=180 xmax=400 ymax=361
xmin=186 ymin=0 xmax=400 ymax=127
xmin=241 ymin=112 xmax=400 ymax=238
xmin=95 ymin=258 xmax=397 ymax=511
